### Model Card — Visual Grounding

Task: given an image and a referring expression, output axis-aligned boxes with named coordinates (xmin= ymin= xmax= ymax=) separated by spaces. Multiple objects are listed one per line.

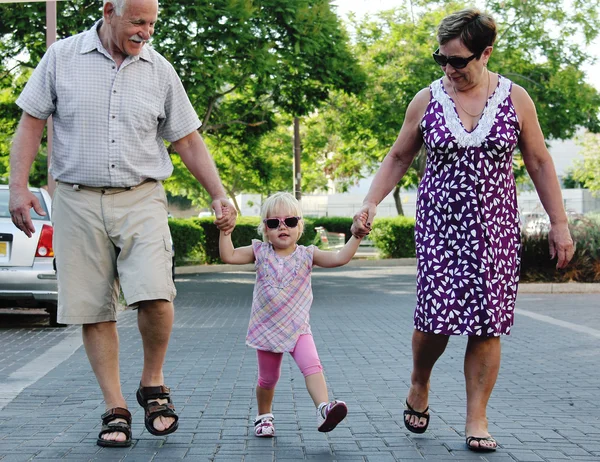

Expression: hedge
xmin=520 ymin=215 xmax=600 ymax=282
xmin=369 ymin=216 xmax=416 ymax=258
xmin=168 ymin=218 xmax=205 ymax=265
xmin=168 ymin=214 xmax=600 ymax=282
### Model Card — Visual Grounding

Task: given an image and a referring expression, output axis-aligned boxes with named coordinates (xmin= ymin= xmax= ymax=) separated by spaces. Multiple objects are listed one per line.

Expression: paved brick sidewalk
xmin=0 ymin=266 xmax=599 ymax=461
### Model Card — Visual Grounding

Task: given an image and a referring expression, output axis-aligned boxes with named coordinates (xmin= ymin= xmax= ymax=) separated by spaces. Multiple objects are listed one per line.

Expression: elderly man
xmin=9 ymin=0 xmax=236 ymax=447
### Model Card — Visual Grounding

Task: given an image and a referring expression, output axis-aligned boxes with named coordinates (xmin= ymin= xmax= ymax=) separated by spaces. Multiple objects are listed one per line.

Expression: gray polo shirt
xmin=16 ymin=20 xmax=201 ymax=187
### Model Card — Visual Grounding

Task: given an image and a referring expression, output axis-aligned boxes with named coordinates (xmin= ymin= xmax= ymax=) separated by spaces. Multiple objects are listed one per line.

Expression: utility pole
xmin=7 ymin=0 xmax=60 ymax=192
xmin=46 ymin=0 xmax=57 ymax=195
xmin=293 ymin=117 xmax=301 ymax=200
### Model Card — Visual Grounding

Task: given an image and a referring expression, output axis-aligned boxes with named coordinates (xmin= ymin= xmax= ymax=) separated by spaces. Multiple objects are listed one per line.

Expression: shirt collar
xmin=80 ymin=19 xmax=153 ymax=64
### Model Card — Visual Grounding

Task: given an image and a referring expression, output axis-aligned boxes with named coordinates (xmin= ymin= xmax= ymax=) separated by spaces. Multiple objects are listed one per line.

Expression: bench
xmin=314 ymin=226 xmax=346 ymax=249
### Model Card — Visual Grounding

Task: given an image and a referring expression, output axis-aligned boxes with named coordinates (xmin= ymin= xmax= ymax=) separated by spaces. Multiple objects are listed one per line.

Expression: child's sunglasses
xmin=263 ymin=216 xmax=301 ymax=229
xmin=432 ymin=48 xmax=478 ymax=69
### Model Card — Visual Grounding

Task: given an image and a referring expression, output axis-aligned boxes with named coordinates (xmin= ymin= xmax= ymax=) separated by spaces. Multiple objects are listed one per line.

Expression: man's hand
xmin=9 ymin=186 xmax=46 ymax=238
xmin=548 ymin=222 xmax=575 ymax=269
xmin=212 ymin=198 xmax=237 ymax=235
xmin=351 ymin=203 xmax=376 ymax=238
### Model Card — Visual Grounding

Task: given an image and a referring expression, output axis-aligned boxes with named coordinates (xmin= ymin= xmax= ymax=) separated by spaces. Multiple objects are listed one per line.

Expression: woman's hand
xmin=548 ymin=222 xmax=575 ymax=269
xmin=351 ymin=203 xmax=376 ymax=238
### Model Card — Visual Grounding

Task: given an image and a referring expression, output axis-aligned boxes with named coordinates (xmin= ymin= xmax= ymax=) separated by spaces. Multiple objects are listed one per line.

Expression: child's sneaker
xmin=254 ymin=413 xmax=275 ymax=437
xmin=317 ymin=400 xmax=348 ymax=432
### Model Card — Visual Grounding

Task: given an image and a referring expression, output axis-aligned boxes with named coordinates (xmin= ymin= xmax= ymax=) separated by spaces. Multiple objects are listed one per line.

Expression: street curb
xmin=175 ymin=257 xmax=418 ymax=275
xmin=175 ymin=259 xmax=600 ymax=293
xmin=518 ymin=282 xmax=600 ymax=293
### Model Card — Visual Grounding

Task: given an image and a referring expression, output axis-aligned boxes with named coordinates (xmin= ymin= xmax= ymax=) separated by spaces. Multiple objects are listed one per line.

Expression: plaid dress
xmin=246 ymin=240 xmax=315 ymax=353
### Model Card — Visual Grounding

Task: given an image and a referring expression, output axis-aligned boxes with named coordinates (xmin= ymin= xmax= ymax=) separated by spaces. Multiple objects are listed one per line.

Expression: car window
xmin=0 ymin=189 xmax=50 ymax=221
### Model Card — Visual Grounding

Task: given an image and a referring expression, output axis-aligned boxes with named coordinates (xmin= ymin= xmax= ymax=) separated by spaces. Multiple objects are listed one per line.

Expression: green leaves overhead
xmin=0 ymin=0 xmax=364 ymax=205
xmin=299 ymin=0 xmax=600 ymax=212
xmin=1 ymin=0 xmax=599 ymax=211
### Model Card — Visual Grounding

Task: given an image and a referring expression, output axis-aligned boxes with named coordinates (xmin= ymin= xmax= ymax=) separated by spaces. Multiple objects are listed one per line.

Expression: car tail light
xmin=35 ymin=224 xmax=54 ymax=257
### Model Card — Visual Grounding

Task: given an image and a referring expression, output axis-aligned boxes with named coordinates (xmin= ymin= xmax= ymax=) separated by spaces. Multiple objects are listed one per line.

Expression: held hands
xmin=212 ymin=198 xmax=237 ymax=235
xmin=9 ymin=186 xmax=46 ymax=238
xmin=548 ymin=222 xmax=575 ymax=269
xmin=351 ymin=203 xmax=376 ymax=239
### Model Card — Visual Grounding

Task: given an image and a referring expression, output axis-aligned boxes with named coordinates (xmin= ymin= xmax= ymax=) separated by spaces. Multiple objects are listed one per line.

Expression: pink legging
xmin=257 ymin=334 xmax=323 ymax=390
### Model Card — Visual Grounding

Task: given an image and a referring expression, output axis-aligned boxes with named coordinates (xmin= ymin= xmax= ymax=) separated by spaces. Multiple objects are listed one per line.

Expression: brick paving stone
xmin=1 ymin=267 xmax=599 ymax=460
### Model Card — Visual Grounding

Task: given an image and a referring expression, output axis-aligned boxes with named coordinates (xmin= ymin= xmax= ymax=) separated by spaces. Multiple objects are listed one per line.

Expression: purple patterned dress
xmin=414 ymin=75 xmax=521 ymax=336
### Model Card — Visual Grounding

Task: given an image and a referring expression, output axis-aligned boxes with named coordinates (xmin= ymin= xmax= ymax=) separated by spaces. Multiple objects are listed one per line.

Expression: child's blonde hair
xmin=258 ymin=192 xmax=304 ymax=242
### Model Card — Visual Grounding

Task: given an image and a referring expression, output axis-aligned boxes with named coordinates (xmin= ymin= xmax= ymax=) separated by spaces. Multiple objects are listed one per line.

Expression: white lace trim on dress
xmin=431 ymin=75 xmax=511 ymax=148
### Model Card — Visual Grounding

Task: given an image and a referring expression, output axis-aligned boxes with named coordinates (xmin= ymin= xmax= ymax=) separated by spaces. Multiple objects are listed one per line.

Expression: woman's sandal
xmin=96 ymin=407 xmax=132 ymax=447
xmin=403 ymin=401 xmax=430 ymax=434
xmin=136 ymin=384 xmax=179 ymax=436
xmin=466 ymin=435 xmax=497 ymax=452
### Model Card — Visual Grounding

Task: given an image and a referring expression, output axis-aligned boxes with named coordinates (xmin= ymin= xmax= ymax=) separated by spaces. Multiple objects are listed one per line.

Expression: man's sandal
xmin=466 ymin=435 xmax=497 ymax=452
xmin=136 ymin=384 xmax=179 ymax=436
xmin=403 ymin=401 xmax=430 ymax=434
xmin=97 ymin=407 xmax=132 ymax=447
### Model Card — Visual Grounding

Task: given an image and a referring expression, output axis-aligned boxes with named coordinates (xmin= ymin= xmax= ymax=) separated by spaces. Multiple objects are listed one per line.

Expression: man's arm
xmin=171 ymin=130 xmax=237 ymax=234
xmin=9 ymin=112 xmax=48 ymax=237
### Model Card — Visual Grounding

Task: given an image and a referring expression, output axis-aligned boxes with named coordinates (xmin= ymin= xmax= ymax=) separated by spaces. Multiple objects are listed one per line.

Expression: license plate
xmin=0 ymin=241 xmax=7 ymax=259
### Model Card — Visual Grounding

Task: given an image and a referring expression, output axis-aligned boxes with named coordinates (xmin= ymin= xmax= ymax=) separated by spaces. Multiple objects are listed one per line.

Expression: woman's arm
xmin=219 ymin=231 xmax=255 ymax=264
xmin=312 ymin=235 xmax=363 ymax=268
xmin=351 ymin=87 xmax=429 ymax=237
xmin=512 ymin=84 xmax=575 ymax=268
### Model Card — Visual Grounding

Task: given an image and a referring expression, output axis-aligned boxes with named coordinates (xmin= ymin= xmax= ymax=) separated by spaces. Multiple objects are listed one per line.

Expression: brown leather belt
xmin=58 ymin=179 xmax=156 ymax=194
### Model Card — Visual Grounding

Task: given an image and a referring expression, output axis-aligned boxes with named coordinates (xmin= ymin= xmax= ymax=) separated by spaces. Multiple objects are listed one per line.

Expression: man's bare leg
xmin=82 ymin=321 xmax=127 ymax=443
xmin=138 ymin=299 xmax=175 ymax=432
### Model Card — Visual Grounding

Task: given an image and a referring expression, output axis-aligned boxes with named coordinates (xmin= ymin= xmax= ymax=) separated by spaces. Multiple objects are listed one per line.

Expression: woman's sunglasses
xmin=264 ymin=216 xmax=301 ymax=229
xmin=432 ymin=48 xmax=479 ymax=69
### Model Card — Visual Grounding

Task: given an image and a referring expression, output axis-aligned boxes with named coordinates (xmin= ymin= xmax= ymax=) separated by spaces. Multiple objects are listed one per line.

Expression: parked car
xmin=0 ymin=185 xmax=62 ymax=326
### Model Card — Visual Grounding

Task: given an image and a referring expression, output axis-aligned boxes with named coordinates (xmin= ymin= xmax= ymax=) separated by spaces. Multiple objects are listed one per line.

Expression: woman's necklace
xmin=452 ymin=69 xmax=490 ymax=118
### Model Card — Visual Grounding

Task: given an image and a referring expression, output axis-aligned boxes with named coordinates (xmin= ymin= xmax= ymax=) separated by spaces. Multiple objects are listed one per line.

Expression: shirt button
xmin=111 ymin=165 xmax=115 ymax=168
xmin=112 ymin=65 xmax=116 ymax=69
xmin=112 ymin=115 xmax=116 ymax=119
xmin=111 ymin=140 xmax=115 ymax=143
xmin=113 ymin=90 xmax=116 ymax=93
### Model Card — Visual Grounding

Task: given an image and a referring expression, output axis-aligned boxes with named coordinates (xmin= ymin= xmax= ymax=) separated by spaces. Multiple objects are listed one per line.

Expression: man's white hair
xmin=103 ymin=0 xmax=126 ymax=16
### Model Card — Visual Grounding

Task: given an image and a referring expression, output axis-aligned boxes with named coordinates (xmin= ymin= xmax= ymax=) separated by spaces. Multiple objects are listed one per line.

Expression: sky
xmin=332 ymin=0 xmax=600 ymax=92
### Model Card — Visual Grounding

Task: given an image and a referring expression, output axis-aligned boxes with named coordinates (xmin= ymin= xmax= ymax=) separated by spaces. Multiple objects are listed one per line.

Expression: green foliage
xmin=148 ymin=0 xmax=366 ymax=207
xmin=571 ymin=132 xmax=600 ymax=194
xmin=0 ymin=1 xmax=365 ymax=200
xmin=168 ymin=218 xmax=206 ymax=264
xmin=173 ymin=215 xmax=321 ymax=264
xmin=193 ymin=216 xmax=271 ymax=264
xmin=300 ymin=0 xmax=600 ymax=208
xmin=369 ymin=216 xmax=416 ymax=258
xmin=562 ymin=169 xmax=585 ymax=189
xmin=520 ymin=215 xmax=600 ymax=282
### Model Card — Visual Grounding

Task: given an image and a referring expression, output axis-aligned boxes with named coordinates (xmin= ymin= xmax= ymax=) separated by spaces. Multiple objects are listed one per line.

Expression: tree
xmin=571 ymin=132 xmax=600 ymax=194
xmin=299 ymin=0 xmax=600 ymax=214
xmin=0 ymin=0 xmax=365 ymax=210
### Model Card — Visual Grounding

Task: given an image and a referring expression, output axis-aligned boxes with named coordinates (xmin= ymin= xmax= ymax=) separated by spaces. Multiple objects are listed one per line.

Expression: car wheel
xmin=46 ymin=305 xmax=66 ymax=328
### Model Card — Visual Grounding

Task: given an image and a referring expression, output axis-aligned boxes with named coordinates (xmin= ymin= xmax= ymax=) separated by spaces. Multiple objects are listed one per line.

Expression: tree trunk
xmin=293 ymin=117 xmax=302 ymax=200
xmin=226 ymin=188 xmax=242 ymax=216
xmin=393 ymin=185 xmax=404 ymax=216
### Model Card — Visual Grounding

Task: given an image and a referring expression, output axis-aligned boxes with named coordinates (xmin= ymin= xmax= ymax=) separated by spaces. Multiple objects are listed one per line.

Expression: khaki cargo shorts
xmin=52 ymin=180 xmax=176 ymax=324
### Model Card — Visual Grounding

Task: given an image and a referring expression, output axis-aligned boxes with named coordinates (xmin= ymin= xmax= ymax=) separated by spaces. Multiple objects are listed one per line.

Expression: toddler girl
xmin=219 ymin=192 xmax=366 ymax=437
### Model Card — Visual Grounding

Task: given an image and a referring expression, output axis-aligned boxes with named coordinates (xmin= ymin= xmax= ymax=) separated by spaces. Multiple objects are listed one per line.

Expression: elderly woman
xmin=351 ymin=8 xmax=574 ymax=452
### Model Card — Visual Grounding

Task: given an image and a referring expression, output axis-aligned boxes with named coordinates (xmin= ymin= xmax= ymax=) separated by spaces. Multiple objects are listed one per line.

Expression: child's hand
xmin=355 ymin=211 xmax=370 ymax=238
xmin=214 ymin=200 xmax=237 ymax=235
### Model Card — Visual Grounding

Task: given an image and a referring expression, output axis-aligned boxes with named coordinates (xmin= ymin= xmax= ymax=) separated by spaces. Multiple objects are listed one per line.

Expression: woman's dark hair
xmin=437 ymin=8 xmax=497 ymax=57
